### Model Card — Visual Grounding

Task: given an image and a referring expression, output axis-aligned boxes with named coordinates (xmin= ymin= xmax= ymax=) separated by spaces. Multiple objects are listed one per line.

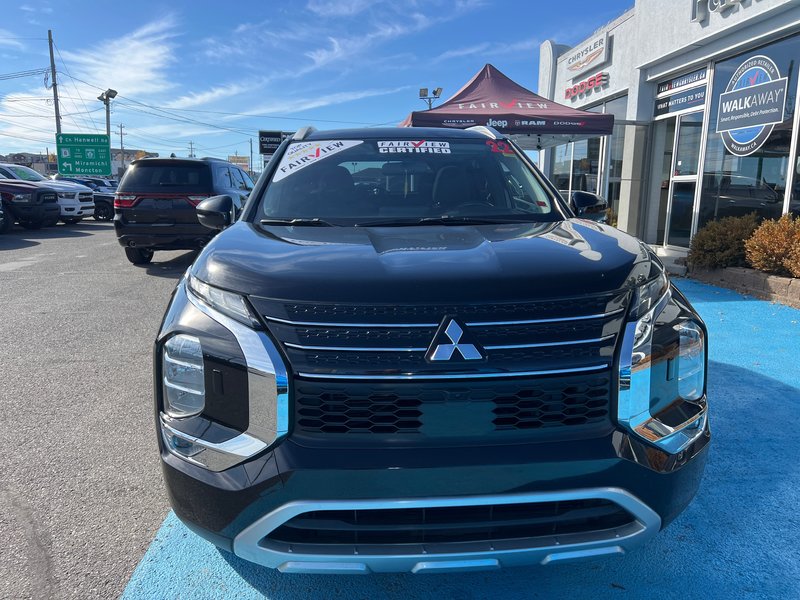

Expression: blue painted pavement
xmin=122 ymin=279 xmax=800 ymax=599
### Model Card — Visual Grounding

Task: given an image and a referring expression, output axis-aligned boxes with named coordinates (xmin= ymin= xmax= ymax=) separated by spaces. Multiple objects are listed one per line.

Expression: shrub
xmin=745 ymin=215 xmax=800 ymax=276
xmin=688 ymin=213 xmax=760 ymax=270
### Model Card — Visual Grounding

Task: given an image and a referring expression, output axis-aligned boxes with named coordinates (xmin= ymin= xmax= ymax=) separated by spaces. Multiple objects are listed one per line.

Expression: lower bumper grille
xmin=294 ymin=373 xmax=612 ymax=442
xmin=265 ymin=498 xmax=634 ymax=549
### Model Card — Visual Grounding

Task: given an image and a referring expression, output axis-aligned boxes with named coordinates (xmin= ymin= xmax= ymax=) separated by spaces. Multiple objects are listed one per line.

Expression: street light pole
xmin=419 ymin=86 xmax=443 ymax=110
xmin=97 ymin=89 xmax=117 ymax=138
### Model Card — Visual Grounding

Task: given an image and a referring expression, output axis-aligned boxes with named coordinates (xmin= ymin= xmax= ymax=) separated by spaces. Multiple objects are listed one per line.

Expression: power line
xmin=0 ymin=131 xmax=53 ymax=144
xmin=54 ymin=41 xmax=102 ymax=133
xmin=0 ymin=68 xmax=49 ymax=81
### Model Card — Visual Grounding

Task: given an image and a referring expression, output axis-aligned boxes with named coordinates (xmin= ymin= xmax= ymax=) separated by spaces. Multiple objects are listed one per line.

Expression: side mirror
xmin=197 ymin=195 xmax=234 ymax=230
xmin=571 ymin=191 xmax=609 ymax=221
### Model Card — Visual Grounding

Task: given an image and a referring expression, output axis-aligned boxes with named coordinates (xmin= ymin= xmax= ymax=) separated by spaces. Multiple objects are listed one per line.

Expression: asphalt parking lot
xmin=0 ymin=221 xmax=186 ymax=599
xmin=2 ymin=223 xmax=799 ymax=599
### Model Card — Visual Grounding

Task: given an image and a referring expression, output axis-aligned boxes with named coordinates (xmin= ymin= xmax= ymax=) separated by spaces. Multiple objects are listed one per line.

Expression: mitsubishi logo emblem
xmin=425 ymin=317 xmax=485 ymax=362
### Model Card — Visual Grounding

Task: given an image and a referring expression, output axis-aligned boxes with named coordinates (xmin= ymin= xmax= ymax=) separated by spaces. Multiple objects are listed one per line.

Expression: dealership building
xmin=537 ymin=0 xmax=800 ymax=259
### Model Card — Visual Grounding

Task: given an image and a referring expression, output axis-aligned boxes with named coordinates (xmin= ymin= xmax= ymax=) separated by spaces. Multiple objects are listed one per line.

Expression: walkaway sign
xmin=716 ymin=55 xmax=788 ymax=156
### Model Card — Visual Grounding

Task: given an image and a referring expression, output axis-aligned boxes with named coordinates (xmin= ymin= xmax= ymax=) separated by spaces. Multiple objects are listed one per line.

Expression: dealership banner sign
xmin=654 ymin=86 xmax=706 ymax=118
xmin=716 ymin=55 xmax=788 ymax=156
xmin=563 ymin=33 xmax=609 ymax=79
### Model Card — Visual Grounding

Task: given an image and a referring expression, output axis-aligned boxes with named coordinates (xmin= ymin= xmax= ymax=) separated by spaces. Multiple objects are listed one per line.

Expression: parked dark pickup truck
xmin=154 ymin=126 xmax=709 ymax=574
xmin=0 ymin=179 xmax=59 ymax=232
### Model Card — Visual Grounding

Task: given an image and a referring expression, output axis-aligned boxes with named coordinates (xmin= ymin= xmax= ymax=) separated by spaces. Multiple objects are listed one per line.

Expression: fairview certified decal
xmin=716 ymin=55 xmax=788 ymax=157
xmin=273 ymin=140 xmax=363 ymax=181
xmin=378 ymin=141 xmax=451 ymax=154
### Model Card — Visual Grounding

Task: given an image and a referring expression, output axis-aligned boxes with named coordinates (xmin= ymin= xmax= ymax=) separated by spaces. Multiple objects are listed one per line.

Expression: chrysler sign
xmin=564 ymin=33 xmax=609 ymax=79
xmin=716 ymin=55 xmax=787 ymax=157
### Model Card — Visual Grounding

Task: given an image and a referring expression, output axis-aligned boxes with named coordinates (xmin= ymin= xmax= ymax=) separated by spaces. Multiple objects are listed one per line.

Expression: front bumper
xmin=161 ymin=411 xmax=709 ymax=573
xmin=6 ymin=203 xmax=59 ymax=223
xmin=157 ymin=279 xmax=710 ymax=573
xmin=59 ymin=200 xmax=95 ymax=218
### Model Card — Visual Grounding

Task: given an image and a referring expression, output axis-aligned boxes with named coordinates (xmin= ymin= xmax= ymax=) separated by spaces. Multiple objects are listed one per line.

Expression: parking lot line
xmin=121 ymin=279 xmax=800 ymax=600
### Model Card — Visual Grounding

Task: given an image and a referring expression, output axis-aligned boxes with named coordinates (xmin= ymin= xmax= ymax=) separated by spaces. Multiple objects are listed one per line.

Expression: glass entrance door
xmin=665 ymin=111 xmax=704 ymax=247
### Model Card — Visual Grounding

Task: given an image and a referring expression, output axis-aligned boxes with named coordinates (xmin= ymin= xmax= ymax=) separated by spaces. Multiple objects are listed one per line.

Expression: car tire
xmin=94 ymin=202 xmax=113 ymax=221
xmin=19 ymin=220 xmax=44 ymax=230
xmin=62 ymin=217 xmax=81 ymax=224
xmin=125 ymin=247 xmax=154 ymax=265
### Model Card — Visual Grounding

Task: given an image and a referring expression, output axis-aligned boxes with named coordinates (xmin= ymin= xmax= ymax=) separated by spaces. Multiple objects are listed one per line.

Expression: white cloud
xmin=433 ymin=37 xmax=539 ymax=63
xmin=0 ymin=29 xmax=25 ymax=50
xmin=243 ymin=86 xmax=410 ymax=117
xmin=61 ymin=16 xmax=179 ymax=96
xmin=306 ymin=0 xmax=374 ymax=17
xmin=165 ymin=81 xmax=264 ymax=109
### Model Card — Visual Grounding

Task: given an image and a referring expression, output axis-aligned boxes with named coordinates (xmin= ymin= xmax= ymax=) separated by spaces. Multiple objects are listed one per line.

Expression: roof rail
xmin=466 ymin=125 xmax=502 ymax=139
xmin=293 ymin=126 xmax=317 ymax=141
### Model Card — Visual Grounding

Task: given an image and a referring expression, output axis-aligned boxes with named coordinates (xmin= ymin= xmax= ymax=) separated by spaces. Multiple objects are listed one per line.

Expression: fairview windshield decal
xmin=273 ymin=140 xmax=363 ymax=181
xmin=716 ymin=55 xmax=788 ymax=157
xmin=378 ymin=141 xmax=451 ymax=154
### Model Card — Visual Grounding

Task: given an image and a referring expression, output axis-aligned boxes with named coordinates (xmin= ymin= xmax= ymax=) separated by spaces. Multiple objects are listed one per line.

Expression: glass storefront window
xmin=551 ymin=143 xmax=571 ymax=193
xmin=546 ymin=95 xmax=628 ymax=221
xmin=698 ymin=34 xmax=800 ymax=229
xmin=571 ymin=137 xmax=601 ymax=193
xmin=605 ymin=95 xmax=628 ymax=217
xmin=674 ymin=112 xmax=703 ymax=176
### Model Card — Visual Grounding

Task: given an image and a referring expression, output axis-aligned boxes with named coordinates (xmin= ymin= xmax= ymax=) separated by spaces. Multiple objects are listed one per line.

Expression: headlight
xmin=162 ymin=334 xmax=205 ymax=418
xmin=57 ymin=192 xmax=74 ymax=199
xmin=186 ymin=274 xmax=259 ymax=327
xmin=10 ymin=193 xmax=34 ymax=204
xmin=618 ymin=271 xmax=708 ymax=455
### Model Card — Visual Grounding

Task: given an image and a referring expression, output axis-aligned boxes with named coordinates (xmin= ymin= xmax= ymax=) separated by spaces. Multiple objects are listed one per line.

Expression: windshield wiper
xmin=355 ymin=216 xmax=529 ymax=227
xmin=260 ymin=218 xmax=335 ymax=227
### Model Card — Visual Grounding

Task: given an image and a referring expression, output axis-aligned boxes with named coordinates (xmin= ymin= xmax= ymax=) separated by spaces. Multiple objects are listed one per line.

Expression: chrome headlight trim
xmin=618 ymin=285 xmax=708 ymax=455
xmin=159 ymin=279 xmax=289 ymax=470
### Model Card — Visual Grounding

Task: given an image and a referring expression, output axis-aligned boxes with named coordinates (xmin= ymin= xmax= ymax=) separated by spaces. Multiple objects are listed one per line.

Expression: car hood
xmin=41 ymin=180 xmax=93 ymax=193
xmin=0 ymin=180 xmax=49 ymax=193
xmin=191 ymin=220 xmax=660 ymax=304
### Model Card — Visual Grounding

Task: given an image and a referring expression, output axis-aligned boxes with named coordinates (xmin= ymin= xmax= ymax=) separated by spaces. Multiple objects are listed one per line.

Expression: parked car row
xmin=0 ymin=162 xmax=96 ymax=232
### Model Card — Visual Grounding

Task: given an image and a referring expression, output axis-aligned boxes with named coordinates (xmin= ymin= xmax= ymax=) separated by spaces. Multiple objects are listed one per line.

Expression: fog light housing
xmin=163 ymin=334 xmax=205 ymax=418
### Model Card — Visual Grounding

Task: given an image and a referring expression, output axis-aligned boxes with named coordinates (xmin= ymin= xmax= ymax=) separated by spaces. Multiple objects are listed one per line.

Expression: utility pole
xmin=249 ymin=138 xmax=253 ymax=175
xmin=47 ymin=30 xmax=62 ymax=135
xmin=188 ymin=141 xmax=195 ymax=158
xmin=118 ymin=123 xmax=125 ymax=174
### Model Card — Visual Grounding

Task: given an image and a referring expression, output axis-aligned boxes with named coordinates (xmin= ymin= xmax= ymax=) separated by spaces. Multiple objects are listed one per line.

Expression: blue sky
xmin=0 ymin=0 xmax=631 ymax=164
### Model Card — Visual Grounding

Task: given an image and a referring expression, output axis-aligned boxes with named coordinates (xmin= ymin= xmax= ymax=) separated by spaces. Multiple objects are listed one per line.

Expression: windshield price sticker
xmin=273 ymin=140 xmax=363 ymax=182
xmin=486 ymin=140 xmax=514 ymax=155
xmin=378 ymin=141 xmax=451 ymax=154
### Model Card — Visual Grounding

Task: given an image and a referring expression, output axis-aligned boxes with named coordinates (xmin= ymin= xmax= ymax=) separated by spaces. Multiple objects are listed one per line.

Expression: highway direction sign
xmin=56 ymin=133 xmax=112 ymax=176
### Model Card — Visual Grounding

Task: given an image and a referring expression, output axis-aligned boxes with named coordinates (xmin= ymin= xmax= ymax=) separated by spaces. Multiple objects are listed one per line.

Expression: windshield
xmin=118 ymin=162 xmax=211 ymax=193
xmin=258 ymin=137 xmax=561 ymax=225
xmin=5 ymin=165 xmax=46 ymax=182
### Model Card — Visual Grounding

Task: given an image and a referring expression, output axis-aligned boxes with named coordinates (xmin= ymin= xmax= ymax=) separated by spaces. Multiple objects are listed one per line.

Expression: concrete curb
xmin=689 ymin=266 xmax=800 ymax=309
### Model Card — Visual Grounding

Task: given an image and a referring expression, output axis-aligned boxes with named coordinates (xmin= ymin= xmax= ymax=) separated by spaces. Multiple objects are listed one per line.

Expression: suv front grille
xmin=294 ymin=374 xmax=612 ymax=442
xmin=40 ymin=192 xmax=57 ymax=204
xmin=78 ymin=192 xmax=93 ymax=203
xmin=253 ymin=292 xmax=627 ymax=379
xmin=263 ymin=498 xmax=635 ymax=550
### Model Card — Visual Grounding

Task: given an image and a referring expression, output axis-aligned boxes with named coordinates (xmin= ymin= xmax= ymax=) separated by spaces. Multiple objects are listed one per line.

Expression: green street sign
xmin=56 ymin=133 xmax=112 ymax=176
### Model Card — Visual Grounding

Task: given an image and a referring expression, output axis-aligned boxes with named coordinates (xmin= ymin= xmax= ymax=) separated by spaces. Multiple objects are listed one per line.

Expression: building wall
xmin=538 ymin=0 xmax=800 ymax=240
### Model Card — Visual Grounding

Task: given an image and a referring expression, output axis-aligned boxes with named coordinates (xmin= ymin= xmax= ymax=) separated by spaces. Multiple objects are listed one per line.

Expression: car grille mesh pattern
xmin=492 ymin=375 xmax=611 ymax=430
xmin=294 ymin=375 xmax=611 ymax=438
xmin=264 ymin=498 xmax=635 ymax=549
xmin=250 ymin=292 xmax=626 ymax=441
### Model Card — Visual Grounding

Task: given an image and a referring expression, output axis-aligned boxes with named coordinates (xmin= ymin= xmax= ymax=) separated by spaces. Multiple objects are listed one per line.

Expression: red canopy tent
xmin=401 ymin=64 xmax=614 ymax=150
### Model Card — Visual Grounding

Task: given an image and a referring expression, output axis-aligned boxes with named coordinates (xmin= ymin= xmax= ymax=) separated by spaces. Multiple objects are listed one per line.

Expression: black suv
xmin=155 ymin=127 xmax=709 ymax=574
xmin=0 ymin=179 xmax=60 ymax=232
xmin=114 ymin=157 xmax=254 ymax=264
